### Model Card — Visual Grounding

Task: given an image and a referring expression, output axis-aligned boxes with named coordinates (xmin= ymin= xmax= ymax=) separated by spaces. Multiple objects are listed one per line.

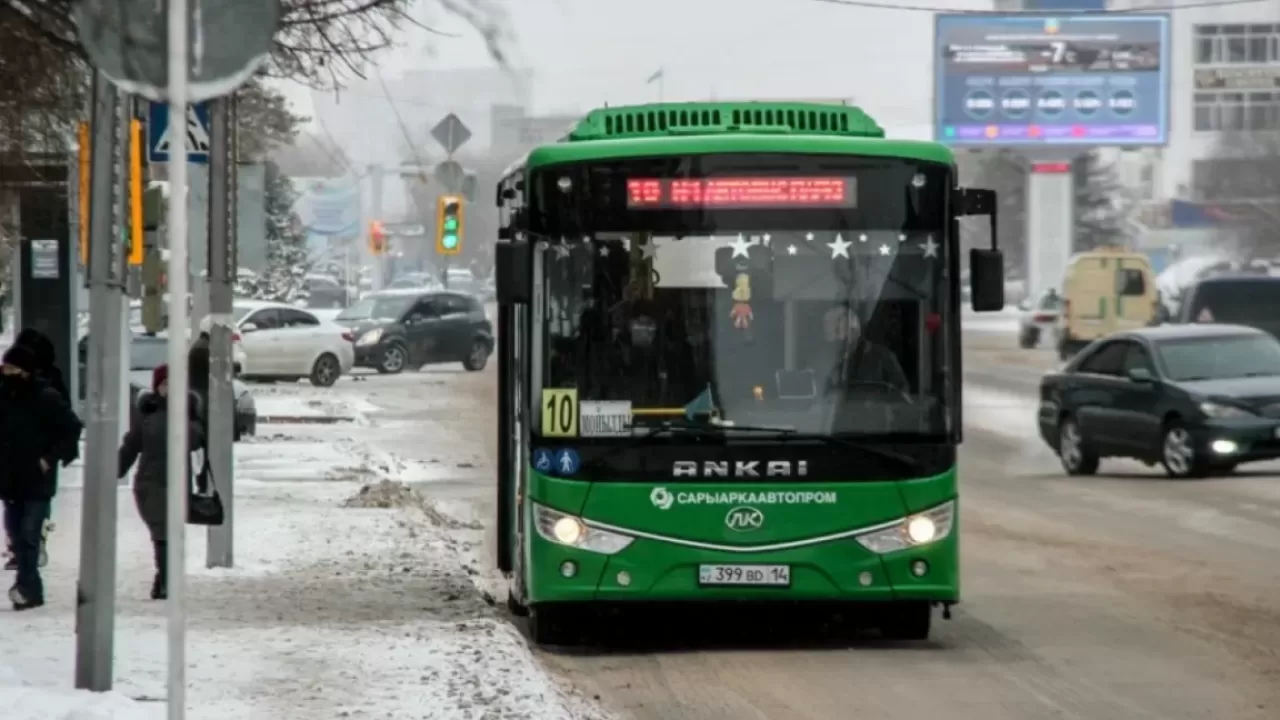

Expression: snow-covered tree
xmin=1072 ymin=151 xmax=1131 ymax=251
xmin=963 ymin=149 xmax=1028 ymax=272
xmin=243 ymin=161 xmax=309 ymax=302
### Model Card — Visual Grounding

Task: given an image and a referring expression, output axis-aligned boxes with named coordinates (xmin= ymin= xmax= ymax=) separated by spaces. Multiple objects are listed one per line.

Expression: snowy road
xmin=398 ymin=338 xmax=1280 ymax=720
xmin=12 ymin=328 xmax=1278 ymax=719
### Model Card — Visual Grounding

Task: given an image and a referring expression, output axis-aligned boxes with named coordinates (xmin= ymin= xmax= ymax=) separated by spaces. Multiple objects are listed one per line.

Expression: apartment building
xmin=989 ymin=0 xmax=1280 ymax=209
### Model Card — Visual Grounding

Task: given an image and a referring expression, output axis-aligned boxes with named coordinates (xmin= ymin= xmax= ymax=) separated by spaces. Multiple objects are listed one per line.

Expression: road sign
xmin=148 ymin=102 xmax=211 ymax=163
xmin=73 ymin=0 xmax=282 ymax=102
xmin=434 ymin=160 xmax=465 ymax=192
xmin=431 ymin=114 xmax=472 ymax=155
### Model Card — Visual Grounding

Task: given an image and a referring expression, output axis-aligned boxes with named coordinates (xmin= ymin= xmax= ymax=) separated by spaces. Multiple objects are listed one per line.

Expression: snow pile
xmin=1 ymin=479 xmax=608 ymax=719
xmin=343 ymin=479 xmax=423 ymax=509
xmin=0 ymin=677 xmax=159 ymax=720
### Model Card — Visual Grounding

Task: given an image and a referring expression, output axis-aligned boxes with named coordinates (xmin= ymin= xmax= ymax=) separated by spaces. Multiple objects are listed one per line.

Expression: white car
xmin=1016 ymin=289 xmax=1062 ymax=349
xmin=125 ymin=301 xmax=249 ymax=370
xmin=224 ymin=300 xmax=356 ymax=386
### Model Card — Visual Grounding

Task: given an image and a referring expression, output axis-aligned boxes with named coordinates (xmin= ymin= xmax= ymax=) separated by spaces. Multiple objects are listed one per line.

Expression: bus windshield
xmin=534 ymin=157 xmax=953 ymax=440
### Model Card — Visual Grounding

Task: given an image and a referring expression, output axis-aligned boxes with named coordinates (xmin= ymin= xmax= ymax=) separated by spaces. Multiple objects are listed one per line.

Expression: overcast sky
xmin=276 ymin=0 xmax=992 ymax=133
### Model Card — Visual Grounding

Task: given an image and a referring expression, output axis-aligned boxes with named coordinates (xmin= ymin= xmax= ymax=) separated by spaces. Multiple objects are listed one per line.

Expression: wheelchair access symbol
xmin=533 ymin=448 xmax=554 ymax=473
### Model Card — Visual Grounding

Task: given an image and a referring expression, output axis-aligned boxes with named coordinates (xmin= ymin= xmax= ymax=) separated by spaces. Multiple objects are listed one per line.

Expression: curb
xmin=257 ymin=415 xmax=354 ymax=425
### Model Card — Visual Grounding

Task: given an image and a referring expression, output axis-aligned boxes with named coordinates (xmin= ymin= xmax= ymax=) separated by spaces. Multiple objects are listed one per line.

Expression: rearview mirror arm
xmin=956 ymin=188 xmax=999 ymax=251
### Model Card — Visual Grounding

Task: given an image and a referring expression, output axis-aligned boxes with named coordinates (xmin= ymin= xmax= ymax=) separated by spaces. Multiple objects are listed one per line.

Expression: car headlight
xmin=1199 ymin=401 xmax=1254 ymax=419
xmin=855 ymin=501 xmax=955 ymax=554
xmin=356 ymin=329 xmax=382 ymax=346
xmin=534 ymin=504 xmax=634 ymax=555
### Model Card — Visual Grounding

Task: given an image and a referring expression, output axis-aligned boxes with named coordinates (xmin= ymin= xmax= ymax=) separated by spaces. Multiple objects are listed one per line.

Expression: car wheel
xmin=1058 ymin=416 xmax=1100 ymax=476
xmin=377 ymin=342 xmax=408 ymax=375
xmin=1161 ymin=422 xmax=1207 ymax=478
xmin=462 ymin=340 xmax=489 ymax=372
xmin=880 ymin=602 xmax=932 ymax=641
xmin=309 ymin=353 xmax=341 ymax=387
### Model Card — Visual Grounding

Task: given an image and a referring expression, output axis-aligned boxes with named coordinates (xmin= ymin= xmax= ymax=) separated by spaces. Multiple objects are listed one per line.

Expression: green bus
xmin=492 ymin=101 xmax=1005 ymax=645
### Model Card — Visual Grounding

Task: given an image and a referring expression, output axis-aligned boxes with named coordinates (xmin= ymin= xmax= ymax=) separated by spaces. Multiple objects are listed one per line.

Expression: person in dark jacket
xmin=0 ymin=344 xmax=84 ymax=610
xmin=119 ymin=364 xmax=204 ymax=600
xmin=822 ymin=305 xmax=909 ymax=391
xmin=14 ymin=328 xmax=71 ymax=402
xmin=4 ymin=328 xmax=74 ymax=571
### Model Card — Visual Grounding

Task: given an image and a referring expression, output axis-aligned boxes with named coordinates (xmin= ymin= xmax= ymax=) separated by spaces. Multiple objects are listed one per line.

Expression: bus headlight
xmin=534 ymin=504 xmax=634 ymax=555
xmin=855 ymin=501 xmax=955 ymax=555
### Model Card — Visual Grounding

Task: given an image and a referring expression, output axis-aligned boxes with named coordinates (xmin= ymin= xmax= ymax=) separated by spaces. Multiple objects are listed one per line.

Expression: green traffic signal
xmin=442 ymin=232 xmax=458 ymax=249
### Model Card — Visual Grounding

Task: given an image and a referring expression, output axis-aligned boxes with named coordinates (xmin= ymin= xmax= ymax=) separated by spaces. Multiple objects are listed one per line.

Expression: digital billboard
xmin=934 ymin=14 xmax=1170 ymax=146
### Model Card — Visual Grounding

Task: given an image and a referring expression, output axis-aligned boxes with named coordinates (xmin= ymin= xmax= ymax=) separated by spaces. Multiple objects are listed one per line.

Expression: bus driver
xmin=823 ymin=305 xmax=909 ymax=393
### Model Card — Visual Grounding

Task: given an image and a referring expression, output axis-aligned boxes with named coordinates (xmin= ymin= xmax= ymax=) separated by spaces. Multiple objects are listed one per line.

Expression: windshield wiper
xmin=633 ymin=421 xmax=799 ymax=438
xmin=583 ymin=421 xmax=794 ymax=466
xmin=789 ymin=435 xmax=921 ymax=470
xmin=585 ymin=422 xmax=920 ymax=472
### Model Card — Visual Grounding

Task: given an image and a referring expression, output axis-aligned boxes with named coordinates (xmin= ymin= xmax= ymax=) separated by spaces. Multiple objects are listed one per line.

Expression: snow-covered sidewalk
xmin=0 ymin=387 xmax=602 ymax=719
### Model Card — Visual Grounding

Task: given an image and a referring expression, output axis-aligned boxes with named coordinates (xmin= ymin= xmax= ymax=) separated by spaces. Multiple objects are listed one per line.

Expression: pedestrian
xmin=118 ymin=363 xmax=204 ymax=600
xmin=3 ymin=328 xmax=75 ymax=571
xmin=14 ymin=328 xmax=71 ymax=402
xmin=0 ymin=344 xmax=84 ymax=610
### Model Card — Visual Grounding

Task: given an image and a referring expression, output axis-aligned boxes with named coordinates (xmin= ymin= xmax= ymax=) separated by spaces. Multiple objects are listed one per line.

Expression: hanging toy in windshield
xmin=731 ymin=272 xmax=753 ymax=329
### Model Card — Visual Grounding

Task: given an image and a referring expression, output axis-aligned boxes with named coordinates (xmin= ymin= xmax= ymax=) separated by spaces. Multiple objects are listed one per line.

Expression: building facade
xmin=1111 ymin=0 xmax=1280 ymax=206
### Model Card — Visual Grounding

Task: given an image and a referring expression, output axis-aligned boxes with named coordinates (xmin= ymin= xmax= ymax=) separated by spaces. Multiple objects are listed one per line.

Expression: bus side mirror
xmin=969 ymin=248 xmax=1005 ymax=312
xmin=495 ymin=241 xmax=531 ymax=305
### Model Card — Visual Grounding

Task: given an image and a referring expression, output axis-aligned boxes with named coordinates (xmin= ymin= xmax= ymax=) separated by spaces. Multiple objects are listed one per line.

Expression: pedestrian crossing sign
xmin=148 ymin=101 xmax=212 ymax=164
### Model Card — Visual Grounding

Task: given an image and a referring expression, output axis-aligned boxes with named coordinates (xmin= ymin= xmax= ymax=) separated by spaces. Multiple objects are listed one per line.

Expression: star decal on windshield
xmin=827 ymin=234 xmax=851 ymax=258
xmin=729 ymin=234 xmax=753 ymax=259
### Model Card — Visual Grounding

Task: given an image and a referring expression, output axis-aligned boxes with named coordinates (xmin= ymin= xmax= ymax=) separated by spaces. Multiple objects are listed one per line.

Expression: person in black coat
xmin=0 ymin=344 xmax=84 ymax=610
xmin=14 ymin=328 xmax=71 ymax=403
xmin=3 ymin=328 xmax=75 ymax=572
xmin=118 ymin=364 xmax=205 ymax=600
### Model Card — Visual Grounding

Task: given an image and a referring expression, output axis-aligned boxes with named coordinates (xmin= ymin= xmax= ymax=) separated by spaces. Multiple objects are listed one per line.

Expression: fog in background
xmin=275 ymin=0 xmax=989 ymax=167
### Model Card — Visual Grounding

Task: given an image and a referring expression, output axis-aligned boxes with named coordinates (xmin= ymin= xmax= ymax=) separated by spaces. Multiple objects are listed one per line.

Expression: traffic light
xmin=369 ymin=220 xmax=387 ymax=255
xmin=140 ymin=247 xmax=165 ymax=334
xmin=436 ymin=195 xmax=464 ymax=256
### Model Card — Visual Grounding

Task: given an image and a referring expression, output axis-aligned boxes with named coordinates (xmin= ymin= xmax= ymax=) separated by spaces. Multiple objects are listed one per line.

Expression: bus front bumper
xmin=525 ymin=505 xmax=959 ymax=605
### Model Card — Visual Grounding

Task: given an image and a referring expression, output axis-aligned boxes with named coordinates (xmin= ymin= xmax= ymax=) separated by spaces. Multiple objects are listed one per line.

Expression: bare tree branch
xmin=0 ymin=0 xmax=513 ymax=154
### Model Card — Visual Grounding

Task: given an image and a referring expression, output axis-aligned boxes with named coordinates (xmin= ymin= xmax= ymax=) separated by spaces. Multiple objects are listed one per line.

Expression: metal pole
xmin=206 ymin=96 xmax=235 ymax=568
xmin=74 ymin=71 xmax=124 ymax=693
xmin=165 ymin=0 xmax=191 ymax=717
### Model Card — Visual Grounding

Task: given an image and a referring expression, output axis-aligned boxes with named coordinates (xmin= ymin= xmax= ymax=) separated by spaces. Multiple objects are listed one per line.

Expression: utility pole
xmin=206 ymin=95 xmax=236 ymax=568
xmin=164 ymin=1 xmax=193 ymax=716
xmin=75 ymin=71 xmax=127 ymax=692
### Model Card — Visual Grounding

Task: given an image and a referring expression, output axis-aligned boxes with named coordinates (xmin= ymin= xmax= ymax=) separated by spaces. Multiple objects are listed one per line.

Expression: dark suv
xmin=335 ymin=289 xmax=493 ymax=374
xmin=1176 ymin=274 xmax=1280 ymax=340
